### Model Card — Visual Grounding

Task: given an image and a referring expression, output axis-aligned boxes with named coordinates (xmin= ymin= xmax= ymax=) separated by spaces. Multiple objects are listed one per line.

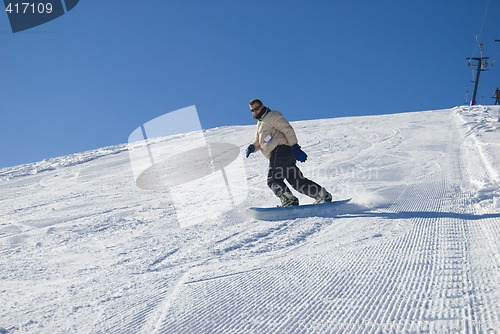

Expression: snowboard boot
xmin=279 ymin=191 xmax=299 ymax=207
xmin=313 ymin=188 xmax=332 ymax=204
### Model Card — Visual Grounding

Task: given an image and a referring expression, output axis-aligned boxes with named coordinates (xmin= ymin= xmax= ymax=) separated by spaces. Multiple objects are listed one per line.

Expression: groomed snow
xmin=0 ymin=106 xmax=499 ymax=333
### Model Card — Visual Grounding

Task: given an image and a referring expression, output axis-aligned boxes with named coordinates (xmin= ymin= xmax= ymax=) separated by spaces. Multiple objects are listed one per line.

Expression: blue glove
xmin=246 ymin=144 xmax=255 ymax=158
xmin=291 ymin=144 xmax=307 ymax=162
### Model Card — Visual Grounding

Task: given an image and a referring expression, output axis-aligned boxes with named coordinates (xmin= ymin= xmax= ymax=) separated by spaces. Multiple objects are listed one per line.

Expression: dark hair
xmin=249 ymin=98 xmax=263 ymax=106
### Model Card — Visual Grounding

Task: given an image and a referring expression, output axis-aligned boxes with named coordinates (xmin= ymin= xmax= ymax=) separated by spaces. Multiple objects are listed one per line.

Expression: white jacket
xmin=253 ymin=110 xmax=298 ymax=159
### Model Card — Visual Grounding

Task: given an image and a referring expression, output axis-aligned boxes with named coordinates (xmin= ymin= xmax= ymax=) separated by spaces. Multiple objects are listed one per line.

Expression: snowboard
xmin=246 ymin=198 xmax=352 ymax=221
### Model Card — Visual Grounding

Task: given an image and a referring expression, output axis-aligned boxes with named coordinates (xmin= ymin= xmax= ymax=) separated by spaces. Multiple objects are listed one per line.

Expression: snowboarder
xmin=245 ymin=99 xmax=332 ymax=206
xmin=494 ymin=88 xmax=500 ymax=105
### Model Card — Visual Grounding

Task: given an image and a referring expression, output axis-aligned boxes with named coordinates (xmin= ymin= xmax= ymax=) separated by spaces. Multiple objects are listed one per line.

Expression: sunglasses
xmin=250 ymin=105 xmax=262 ymax=112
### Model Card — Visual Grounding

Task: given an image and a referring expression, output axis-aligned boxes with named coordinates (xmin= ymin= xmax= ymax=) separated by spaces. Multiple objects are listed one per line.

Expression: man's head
xmin=249 ymin=98 xmax=264 ymax=118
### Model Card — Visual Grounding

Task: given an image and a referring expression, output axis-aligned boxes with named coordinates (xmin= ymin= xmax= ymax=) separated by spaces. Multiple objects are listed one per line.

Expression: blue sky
xmin=1 ymin=0 xmax=499 ymax=168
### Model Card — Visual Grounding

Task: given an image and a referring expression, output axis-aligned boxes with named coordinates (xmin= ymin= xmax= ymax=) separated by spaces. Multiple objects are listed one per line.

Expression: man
xmin=495 ymin=88 xmax=500 ymax=105
xmin=245 ymin=98 xmax=332 ymax=206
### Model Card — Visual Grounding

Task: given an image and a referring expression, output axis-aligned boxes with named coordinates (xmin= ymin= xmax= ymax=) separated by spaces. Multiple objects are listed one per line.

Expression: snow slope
xmin=1 ymin=107 xmax=499 ymax=333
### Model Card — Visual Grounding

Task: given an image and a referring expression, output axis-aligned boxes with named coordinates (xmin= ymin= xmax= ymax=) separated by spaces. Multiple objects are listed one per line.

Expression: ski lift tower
xmin=467 ymin=45 xmax=489 ymax=105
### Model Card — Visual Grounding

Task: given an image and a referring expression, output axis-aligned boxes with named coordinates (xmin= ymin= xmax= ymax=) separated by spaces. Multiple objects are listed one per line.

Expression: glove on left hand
xmin=291 ymin=144 xmax=307 ymax=162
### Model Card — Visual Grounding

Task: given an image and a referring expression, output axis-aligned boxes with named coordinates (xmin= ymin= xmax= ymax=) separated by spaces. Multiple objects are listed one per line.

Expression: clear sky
xmin=1 ymin=0 xmax=499 ymax=168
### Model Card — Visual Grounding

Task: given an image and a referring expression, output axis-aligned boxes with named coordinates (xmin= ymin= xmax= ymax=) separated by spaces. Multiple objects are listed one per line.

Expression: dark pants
xmin=267 ymin=145 xmax=323 ymax=198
